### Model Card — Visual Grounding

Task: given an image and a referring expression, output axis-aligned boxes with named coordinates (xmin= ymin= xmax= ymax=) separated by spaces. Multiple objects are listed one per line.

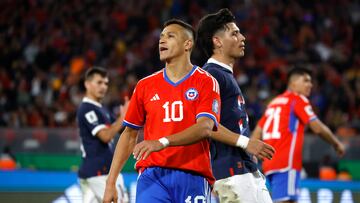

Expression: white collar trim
xmin=83 ymin=97 xmax=102 ymax=107
xmin=207 ymin=58 xmax=233 ymax=73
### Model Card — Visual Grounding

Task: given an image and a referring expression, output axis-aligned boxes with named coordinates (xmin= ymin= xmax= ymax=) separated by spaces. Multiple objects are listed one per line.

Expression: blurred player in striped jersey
xmin=252 ymin=67 xmax=346 ymax=203
xmin=197 ymin=8 xmax=274 ymax=203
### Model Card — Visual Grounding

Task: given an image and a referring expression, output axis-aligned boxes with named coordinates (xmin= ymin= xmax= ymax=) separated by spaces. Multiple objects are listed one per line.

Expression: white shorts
xmin=213 ymin=170 xmax=272 ymax=203
xmin=79 ymin=174 xmax=129 ymax=203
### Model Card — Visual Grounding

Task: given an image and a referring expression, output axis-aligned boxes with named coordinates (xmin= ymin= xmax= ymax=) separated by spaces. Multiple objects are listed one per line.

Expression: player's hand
xmin=133 ymin=140 xmax=165 ymax=160
xmin=334 ymin=141 xmax=346 ymax=157
xmin=103 ymin=183 xmax=118 ymax=203
xmin=246 ymin=137 xmax=275 ymax=160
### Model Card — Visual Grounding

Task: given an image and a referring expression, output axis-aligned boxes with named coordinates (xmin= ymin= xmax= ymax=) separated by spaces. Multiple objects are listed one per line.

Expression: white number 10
xmin=185 ymin=195 xmax=206 ymax=203
xmin=163 ymin=101 xmax=184 ymax=122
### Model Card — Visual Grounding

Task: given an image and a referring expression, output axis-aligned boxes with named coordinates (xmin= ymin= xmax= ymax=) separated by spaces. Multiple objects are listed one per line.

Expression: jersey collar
xmin=207 ymin=58 xmax=233 ymax=73
xmin=83 ymin=97 xmax=102 ymax=107
xmin=163 ymin=65 xmax=197 ymax=86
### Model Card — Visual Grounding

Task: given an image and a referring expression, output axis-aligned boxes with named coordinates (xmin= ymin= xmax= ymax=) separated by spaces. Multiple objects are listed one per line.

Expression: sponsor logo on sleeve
xmin=212 ymin=99 xmax=219 ymax=114
xmin=85 ymin=111 xmax=98 ymax=124
xmin=305 ymin=105 xmax=315 ymax=116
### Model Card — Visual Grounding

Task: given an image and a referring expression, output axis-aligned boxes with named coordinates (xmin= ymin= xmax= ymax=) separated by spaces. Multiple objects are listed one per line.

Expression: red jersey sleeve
xmin=123 ymin=82 xmax=145 ymax=129
xmin=294 ymin=95 xmax=317 ymax=124
xmin=196 ymin=75 xmax=221 ymax=130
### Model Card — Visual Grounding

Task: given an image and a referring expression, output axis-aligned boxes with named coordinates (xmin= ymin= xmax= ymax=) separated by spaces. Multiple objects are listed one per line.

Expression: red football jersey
xmin=123 ymin=66 xmax=221 ymax=184
xmin=258 ymin=91 xmax=317 ymax=174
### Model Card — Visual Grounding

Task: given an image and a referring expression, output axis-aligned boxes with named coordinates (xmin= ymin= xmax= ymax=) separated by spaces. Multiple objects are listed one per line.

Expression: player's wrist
xmin=236 ymin=135 xmax=249 ymax=149
xmin=106 ymin=177 xmax=117 ymax=186
xmin=158 ymin=137 xmax=170 ymax=148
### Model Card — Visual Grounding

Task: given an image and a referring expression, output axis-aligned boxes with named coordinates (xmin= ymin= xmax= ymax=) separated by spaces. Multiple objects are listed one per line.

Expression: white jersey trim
xmin=195 ymin=67 xmax=220 ymax=94
xmin=123 ymin=120 xmax=143 ymax=129
xmin=83 ymin=97 xmax=102 ymax=107
xmin=288 ymin=169 xmax=297 ymax=195
xmin=207 ymin=58 xmax=233 ymax=73
xmin=91 ymin=124 xmax=107 ymax=136
xmin=264 ymin=167 xmax=292 ymax=176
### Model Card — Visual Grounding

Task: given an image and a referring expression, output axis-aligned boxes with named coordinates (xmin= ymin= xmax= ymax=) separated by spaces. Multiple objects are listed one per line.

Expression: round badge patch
xmin=212 ymin=99 xmax=219 ymax=114
xmin=185 ymin=88 xmax=199 ymax=101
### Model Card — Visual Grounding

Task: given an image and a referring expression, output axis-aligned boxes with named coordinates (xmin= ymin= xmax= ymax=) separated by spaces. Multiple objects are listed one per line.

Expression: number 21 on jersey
xmin=262 ymin=107 xmax=282 ymax=140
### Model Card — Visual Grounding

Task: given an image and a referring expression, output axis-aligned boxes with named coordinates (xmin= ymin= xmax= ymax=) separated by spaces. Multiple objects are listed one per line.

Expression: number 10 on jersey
xmin=163 ymin=101 xmax=184 ymax=122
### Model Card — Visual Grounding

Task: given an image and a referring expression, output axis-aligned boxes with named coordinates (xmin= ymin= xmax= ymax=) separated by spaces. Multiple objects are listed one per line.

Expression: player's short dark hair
xmin=85 ymin=66 xmax=108 ymax=81
xmin=164 ymin=19 xmax=196 ymax=41
xmin=287 ymin=66 xmax=312 ymax=81
xmin=196 ymin=8 xmax=235 ymax=57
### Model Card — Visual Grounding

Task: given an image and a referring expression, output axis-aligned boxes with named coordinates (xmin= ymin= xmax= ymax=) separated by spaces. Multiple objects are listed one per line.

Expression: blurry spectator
xmin=0 ymin=0 xmax=358 ymax=133
xmin=0 ymin=145 xmax=17 ymax=170
xmin=337 ymin=169 xmax=352 ymax=181
xmin=319 ymin=154 xmax=337 ymax=181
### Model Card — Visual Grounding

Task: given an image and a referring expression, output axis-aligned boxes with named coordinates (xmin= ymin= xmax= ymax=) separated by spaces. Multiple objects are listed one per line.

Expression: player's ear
xmin=84 ymin=80 xmax=90 ymax=90
xmin=184 ymin=39 xmax=193 ymax=52
xmin=212 ymin=36 xmax=222 ymax=48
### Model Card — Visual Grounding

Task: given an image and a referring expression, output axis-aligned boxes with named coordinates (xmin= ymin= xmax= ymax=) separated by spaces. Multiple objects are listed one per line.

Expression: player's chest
xmin=143 ymin=85 xmax=201 ymax=117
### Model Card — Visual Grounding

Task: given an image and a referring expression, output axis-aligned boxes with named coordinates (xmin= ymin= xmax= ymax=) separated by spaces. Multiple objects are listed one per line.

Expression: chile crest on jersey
xmin=185 ymin=88 xmax=199 ymax=101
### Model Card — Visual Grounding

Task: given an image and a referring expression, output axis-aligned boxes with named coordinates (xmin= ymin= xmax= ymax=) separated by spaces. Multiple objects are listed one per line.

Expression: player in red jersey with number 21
xmin=252 ymin=67 xmax=345 ymax=203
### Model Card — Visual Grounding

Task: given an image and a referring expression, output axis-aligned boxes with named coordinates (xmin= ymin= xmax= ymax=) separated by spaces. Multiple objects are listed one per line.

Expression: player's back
xmin=259 ymin=91 xmax=316 ymax=174
xmin=77 ymin=99 xmax=114 ymax=178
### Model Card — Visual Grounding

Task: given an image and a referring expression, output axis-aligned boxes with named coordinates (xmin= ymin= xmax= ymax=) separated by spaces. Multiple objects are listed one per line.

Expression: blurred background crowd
xmin=0 ymin=0 xmax=359 ymax=137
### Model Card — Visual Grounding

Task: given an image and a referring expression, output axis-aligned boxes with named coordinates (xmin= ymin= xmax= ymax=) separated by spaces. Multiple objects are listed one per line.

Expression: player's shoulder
xmin=194 ymin=66 xmax=217 ymax=80
xmin=202 ymin=63 xmax=224 ymax=75
xmin=298 ymin=94 xmax=309 ymax=103
xmin=137 ymin=69 xmax=163 ymax=86
xmin=78 ymin=102 xmax=93 ymax=112
xmin=287 ymin=91 xmax=309 ymax=103
xmin=78 ymin=99 xmax=102 ymax=115
xmin=193 ymin=66 xmax=220 ymax=93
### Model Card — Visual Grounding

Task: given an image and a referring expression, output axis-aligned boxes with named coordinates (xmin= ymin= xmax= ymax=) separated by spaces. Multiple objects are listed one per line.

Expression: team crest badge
xmin=185 ymin=88 xmax=199 ymax=101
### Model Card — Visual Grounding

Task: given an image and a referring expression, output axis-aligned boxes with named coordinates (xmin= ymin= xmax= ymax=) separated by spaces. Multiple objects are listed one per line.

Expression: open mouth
xmin=159 ymin=47 xmax=168 ymax=52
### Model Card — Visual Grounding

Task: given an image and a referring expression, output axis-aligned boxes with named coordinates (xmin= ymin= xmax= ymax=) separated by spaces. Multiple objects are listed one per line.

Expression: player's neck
xmin=165 ymin=57 xmax=193 ymax=83
xmin=85 ymin=94 xmax=102 ymax=103
xmin=287 ymin=87 xmax=303 ymax=96
xmin=211 ymin=54 xmax=235 ymax=70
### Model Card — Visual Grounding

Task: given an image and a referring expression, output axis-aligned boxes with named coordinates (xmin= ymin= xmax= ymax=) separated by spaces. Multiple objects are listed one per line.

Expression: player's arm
xmin=251 ymin=124 xmax=263 ymax=140
xmin=308 ymin=119 xmax=345 ymax=156
xmin=97 ymin=97 xmax=129 ymax=143
xmin=167 ymin=116 xmax=214 ymax=145
xmin=210 ymin=124 xmax=274 ymax=160
xmin=133 ymin=116 xmax=214 ymax=160
xmin=103 ymin=126 xmax=138 ymax=203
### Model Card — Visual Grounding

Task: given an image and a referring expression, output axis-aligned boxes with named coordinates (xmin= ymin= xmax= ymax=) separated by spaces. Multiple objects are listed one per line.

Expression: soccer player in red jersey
xmin=252 ymin=67 xmax=346 ymax=203
xmin=103 ymin=19 xmax=222 ymax=203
